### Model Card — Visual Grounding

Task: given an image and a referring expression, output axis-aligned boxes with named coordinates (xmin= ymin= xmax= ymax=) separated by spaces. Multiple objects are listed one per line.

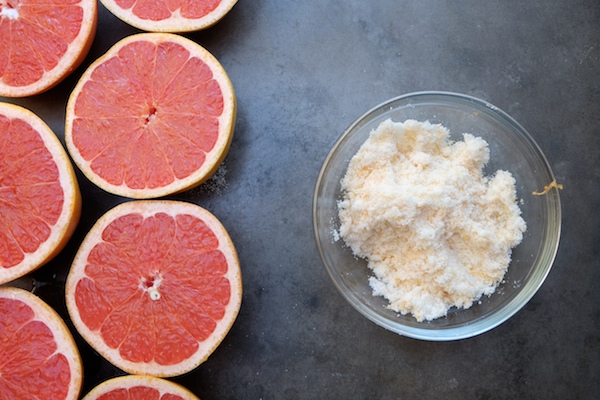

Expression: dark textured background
xmin=2 ymin=1 xmax=599 ymax=399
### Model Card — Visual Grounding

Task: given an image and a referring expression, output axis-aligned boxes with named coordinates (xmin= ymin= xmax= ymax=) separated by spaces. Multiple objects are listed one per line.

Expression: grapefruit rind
xmin=65 ymin=200 xmax=242 ymax=377
xmin=82 ymin=375 xmax=200 ymax=400
xmin=0 ymin=0 xmax=98 ymax=97
xmin=64 ymin=32 xmax=236 ymax=199
xmin=99 ymin=0 xmax=238 ymax=33
xmin=0 ymin=286 xmax=83 ymax=400
xmin=0 ymin=102 xmax=82 ymax=285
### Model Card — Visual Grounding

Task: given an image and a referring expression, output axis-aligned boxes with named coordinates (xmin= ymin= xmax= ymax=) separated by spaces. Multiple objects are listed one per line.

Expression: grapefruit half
xmin=0 ymin=0 xmax=97 ymax=97
xmin=65 ymin=33 xmax=236 ymax=199
xmin=0 ymin=286 xmax=83 ymax=400
xmin=0 ymin=102 xmax=81 ymax=285
xmin=65 ymin=200 xmax=242 ymax=377
xmin=99 ymin=0 xmax=238 ymax=33
xmin=82 ymin=375 xmax=200 ymax=400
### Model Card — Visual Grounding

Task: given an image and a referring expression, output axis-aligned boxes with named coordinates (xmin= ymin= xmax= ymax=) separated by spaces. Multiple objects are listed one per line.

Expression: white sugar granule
xmin=337 ymin=119 xmax=526 ymax=322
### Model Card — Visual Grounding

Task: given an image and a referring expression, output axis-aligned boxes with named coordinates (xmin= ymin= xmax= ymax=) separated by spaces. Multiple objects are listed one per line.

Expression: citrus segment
xmin=0 ymin=102 xmax=81 ymax=285
xmin=82 ymin=375 xmax=200 ymax=400
xmin=0 ymin=0 xmax=97 ymax=97
xmin=0 ymin=286 xmax=83 ymax=400
xmin=66 ymin=200 xmax=242 ymax=377
xmin=65 ymin=33 xmax=236 ymax=199
xmin=99 ymin=0 xmax=237 ymax=32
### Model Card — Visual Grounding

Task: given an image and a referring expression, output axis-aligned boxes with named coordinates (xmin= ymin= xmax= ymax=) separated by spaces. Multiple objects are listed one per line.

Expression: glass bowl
xmin=313 ymin=91 xmax=561 ymax=341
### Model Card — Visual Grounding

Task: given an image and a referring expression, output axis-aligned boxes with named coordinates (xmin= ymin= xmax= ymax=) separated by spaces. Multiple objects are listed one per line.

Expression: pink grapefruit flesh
xmin=65 ymin=33 xmax=236 ymax=199
xmin=0 ymin=286 xmax=83 ymax=400
xmin=0 ymin=102 xmax=81 ymax=285
xmin=65 ymin=200 xmax=242 ymax=377
xmin=82 ymin=375 xmax=200 ymax=400
xmin=99 ymin=0 xmax=238 ymax=32
xmin=0 ymin=0 xmax=97 ymax=97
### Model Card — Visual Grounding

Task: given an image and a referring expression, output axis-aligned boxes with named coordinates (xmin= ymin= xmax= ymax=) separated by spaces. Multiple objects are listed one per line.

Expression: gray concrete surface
xmin=2 ymin=0 xmax=599 ymax=399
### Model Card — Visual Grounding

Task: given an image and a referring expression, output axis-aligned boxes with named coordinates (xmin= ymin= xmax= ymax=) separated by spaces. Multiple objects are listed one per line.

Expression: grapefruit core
xmin=65 ymin=33 xmax=236 ymax=199
xmin=0 ymin=0 xmax=97 ymax=97
xmin=0 ymin=102 xmax=82 ymax=285
xmin=82 ymin=375 xmax=200 ymax=400
xmin=65 ymin=200 xmax=242 ymax=377
xmin=0 ymin=286 xmax=83 ymax=400
xmin=99 ymin=0 xmax=238 ymax=33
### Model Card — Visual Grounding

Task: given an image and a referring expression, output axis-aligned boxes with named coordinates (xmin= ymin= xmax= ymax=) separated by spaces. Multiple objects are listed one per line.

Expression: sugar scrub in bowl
xmin=313 ymin=91 xmax=561 ymax=341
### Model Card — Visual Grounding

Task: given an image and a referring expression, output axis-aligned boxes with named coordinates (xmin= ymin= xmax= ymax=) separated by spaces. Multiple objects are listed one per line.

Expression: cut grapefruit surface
xmin=99 ymin=0 xmax=238 ymax=32
xmin=82 ymin=375 xmax=200 ymax=400
xmin=0 ymin=286 xmax=83 ymax=400
xmin=65 ymin=33 xmax=236 ymax=199
xmin=0 ymin=0 xmax=97 ymax=97
xmin=65 ymin=200 xmax=242 ymax=377
xmin=0 ymin=102 xmax=81 ymax=285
